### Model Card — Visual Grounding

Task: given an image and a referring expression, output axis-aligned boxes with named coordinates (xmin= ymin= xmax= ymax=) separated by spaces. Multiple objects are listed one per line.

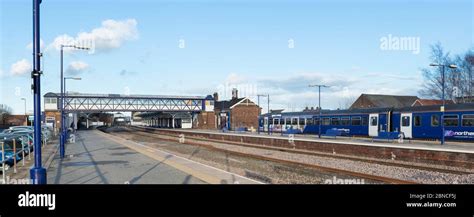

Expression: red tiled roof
xmin=412 ymin=99 xmax=453 ymax=106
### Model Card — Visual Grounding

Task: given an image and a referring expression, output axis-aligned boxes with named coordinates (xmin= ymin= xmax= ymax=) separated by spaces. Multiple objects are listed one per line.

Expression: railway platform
xmin=47 ymin=130 xmax=260 ymax=184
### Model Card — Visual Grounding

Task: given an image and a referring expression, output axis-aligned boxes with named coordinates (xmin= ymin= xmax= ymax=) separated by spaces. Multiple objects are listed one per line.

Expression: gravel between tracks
xmin=105 ymin=129 xmax=382 ymax=184
xmin=105 ymin=127 xmax=474 ymax=184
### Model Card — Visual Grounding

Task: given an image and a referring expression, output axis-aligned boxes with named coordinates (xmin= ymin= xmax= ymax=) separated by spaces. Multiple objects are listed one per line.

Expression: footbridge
xmin=44 ymin=92 xmax=214 ymax=112
xmin=43 ymin=92 xmax=215 ymax=130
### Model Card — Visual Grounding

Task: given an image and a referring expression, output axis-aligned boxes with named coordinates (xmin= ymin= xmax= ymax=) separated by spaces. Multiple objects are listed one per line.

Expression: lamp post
xmin=309 ymin=84 xmax=329 ymax=138
xmin=21 ymin=98 xmax=27 ymax=125
xmin=429 ymin=63 xmax=458 ymax=145
xmin=257 ymin=94 xmax=270 ymax=134
xmin=257 ymin=96 xmax=261 ymax=134
xmin=30 ymin=0 xmax=46 ymax=185
xmin=60 ymin=45 xmax=88 ymax=159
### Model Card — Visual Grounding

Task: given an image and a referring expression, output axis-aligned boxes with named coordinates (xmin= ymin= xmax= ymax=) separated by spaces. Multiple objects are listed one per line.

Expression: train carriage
xmin=259 ymin=104 xmax=474 ymax=141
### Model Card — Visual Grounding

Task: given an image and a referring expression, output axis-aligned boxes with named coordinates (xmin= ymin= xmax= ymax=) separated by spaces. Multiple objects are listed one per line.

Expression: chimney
xmin=232 ymin=88 xmax=238 ymax=100
xmin=213 ymin=92 xmax=219 ymax=101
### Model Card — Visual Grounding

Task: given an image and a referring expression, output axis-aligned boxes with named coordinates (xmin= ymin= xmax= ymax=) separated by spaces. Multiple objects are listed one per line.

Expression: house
xmin=349 ymin=94 xmax=419 ymax=109
xmin=214 ymin=89 xmax=260 ymax=131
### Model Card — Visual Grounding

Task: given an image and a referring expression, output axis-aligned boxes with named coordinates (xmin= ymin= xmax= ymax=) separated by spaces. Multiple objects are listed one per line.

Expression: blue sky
xmin=1 ymin=0 xmax=473 ymax=114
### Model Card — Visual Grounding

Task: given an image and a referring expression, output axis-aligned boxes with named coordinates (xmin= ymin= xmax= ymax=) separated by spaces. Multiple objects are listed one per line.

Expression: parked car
xmin=2 ymin=125 xmax=53 ymax=145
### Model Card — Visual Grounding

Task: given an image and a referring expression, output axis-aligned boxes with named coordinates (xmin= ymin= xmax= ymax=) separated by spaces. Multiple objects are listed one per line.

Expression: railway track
xmin=129 ymin=126 xmax=473 ymax=176
xmin=111 ymin=127 xmax=419 ymax=184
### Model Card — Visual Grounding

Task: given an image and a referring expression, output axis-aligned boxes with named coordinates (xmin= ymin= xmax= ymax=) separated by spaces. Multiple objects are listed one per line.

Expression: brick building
xmin=1 ymin=115 xmax=28 ymax=127
xmin=214 ymin=89 xmax=260 ymax=131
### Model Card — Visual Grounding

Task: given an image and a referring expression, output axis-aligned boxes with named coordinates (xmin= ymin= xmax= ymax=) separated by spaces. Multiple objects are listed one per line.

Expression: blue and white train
xmin=259 ymin=104 xmax=474 ymax=141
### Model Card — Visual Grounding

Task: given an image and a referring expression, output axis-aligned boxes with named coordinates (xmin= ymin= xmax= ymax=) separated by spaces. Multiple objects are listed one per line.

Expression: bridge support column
xmin=172 ymin=118 xmax=175 ymax=129
xmin=73 ymin=113 xmax=78 ymax=130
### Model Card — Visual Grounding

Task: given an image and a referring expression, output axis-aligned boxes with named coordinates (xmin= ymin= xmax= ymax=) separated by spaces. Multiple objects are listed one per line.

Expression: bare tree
xmin=338 ymin=95 xmax=357 ymax=110
xmin=450 ymin=50 xmax=474 ymax=103
xmin=419 ymin=43 xmax=462 ymax=99
xmin=0 ymin=104 xmax=13 ymax=126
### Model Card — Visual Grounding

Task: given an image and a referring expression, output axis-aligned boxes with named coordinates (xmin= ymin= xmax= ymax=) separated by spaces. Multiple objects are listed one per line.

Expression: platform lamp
xmin=30 ymin=0 xmax=47 ymax=185
xmin=429 ymin=63 xmax=458 ymax=145
xmin=309 ymin=84 xmax=330 ymax=138
xmin=60 ymin=45 xmax=89 ymax=160
xmin=21 ymin=98 xmax=27 ymax=125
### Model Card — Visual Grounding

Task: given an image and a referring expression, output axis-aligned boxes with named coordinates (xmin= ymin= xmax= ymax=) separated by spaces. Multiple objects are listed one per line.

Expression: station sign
xmin=28 ymin=115 xmax=34 ymax=121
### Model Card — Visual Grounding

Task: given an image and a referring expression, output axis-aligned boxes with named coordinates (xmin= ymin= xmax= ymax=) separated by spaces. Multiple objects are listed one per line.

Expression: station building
xmin=214 ymin=89 xmax=260 ymax=131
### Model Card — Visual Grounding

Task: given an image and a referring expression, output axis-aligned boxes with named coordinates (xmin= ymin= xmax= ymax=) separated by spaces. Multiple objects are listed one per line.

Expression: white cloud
xmin=225 ymin=73 xmax=247 ymax=85
xmin=10 ymin=59 xmax=32 ymax=76
xmin=66 ymin=61 xmax=89 ymax=75
xmin=218 ymin=71 xmax=421 ymax=111
xmin=26 ymin=39 xmax=45 ymax=50
xmin=47 ymin=19 xmax=138 ymax=53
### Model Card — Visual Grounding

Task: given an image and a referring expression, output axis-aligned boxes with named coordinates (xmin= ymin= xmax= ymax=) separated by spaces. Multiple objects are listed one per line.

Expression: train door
xmin=263 ymin=117 xmax=268 ymax=132
xmin=400 ymin=113 xmax=412 ymax=138
xmin=369 ymin=113 xmax=379 ymax=137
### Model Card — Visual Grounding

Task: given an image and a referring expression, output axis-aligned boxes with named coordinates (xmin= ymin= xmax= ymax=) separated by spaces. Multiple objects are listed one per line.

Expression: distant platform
xmin=145 ymin=127 xmax=474 ymax=154
xmin=134 ymin=126 xmax=474 ymax=169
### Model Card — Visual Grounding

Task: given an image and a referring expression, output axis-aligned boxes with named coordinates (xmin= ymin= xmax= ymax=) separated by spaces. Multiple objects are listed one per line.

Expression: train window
xmin=322 ymin=118 xmax=330 ymax=126
xmin=314 ymin=117 xmax=320 ymax=125
xmin=462 ymin=115 xmax=474 ymax=127
xmin=414 ymin=115 xmax=421 ymax=127
xmin=299 ymin=118 xmax=306 ymax=125
xmin=351 ymin=116 xmax=361 ymax=126
xmin=443 ymin=115 xmax=459 ymax=127
xmin=370 ymin=116 xmax=378 ymax=126
xmin=306 ymin=118 xmax=314 ymax=125
xmin=341 ymin=117 xmax=350 ymax=126
xmin=401 ymin=116 xmax=410 ymax=127
xmin=331 ymin=117 xmax=340 ymax=125
xmin=274 ymin=119 xmax=280 ymax=125
xmin=285 ymin=118 xmax=290 ymax=125
xmin=362 ymin=117 xmax=368 ymax=126
xmin=268 ymin=118 xmax=273 ymax=125
xmin=431 ymin=115 xmax=439 ymax=127
xmin=292 ymin=118 xmax=298 ymax=125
